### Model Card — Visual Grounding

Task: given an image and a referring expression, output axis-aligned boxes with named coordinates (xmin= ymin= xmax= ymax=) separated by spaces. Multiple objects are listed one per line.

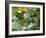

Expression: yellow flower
xmin=17 ymin=7 xmax=28 ymax=13
xmin=17 ymin=11 xmax=22 ymax=13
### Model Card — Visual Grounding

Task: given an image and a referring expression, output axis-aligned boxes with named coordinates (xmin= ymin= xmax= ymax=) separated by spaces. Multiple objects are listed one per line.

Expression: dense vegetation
xmin=12 ymin=7 xmax=40 ymax=31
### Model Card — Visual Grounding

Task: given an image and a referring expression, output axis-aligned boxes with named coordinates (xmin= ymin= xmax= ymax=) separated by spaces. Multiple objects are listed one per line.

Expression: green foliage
xmin=12 ymin=7 xmax=40 ymax=31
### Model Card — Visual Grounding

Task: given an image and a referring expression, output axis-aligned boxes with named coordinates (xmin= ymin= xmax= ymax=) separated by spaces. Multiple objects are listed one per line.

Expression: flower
xmin=17 ymin=11 xmax=22 ymax=13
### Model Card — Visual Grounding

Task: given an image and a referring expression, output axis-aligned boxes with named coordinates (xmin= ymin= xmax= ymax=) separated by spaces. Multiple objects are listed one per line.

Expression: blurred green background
xmin=12 ymin=7 xmax=40 ymax=31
